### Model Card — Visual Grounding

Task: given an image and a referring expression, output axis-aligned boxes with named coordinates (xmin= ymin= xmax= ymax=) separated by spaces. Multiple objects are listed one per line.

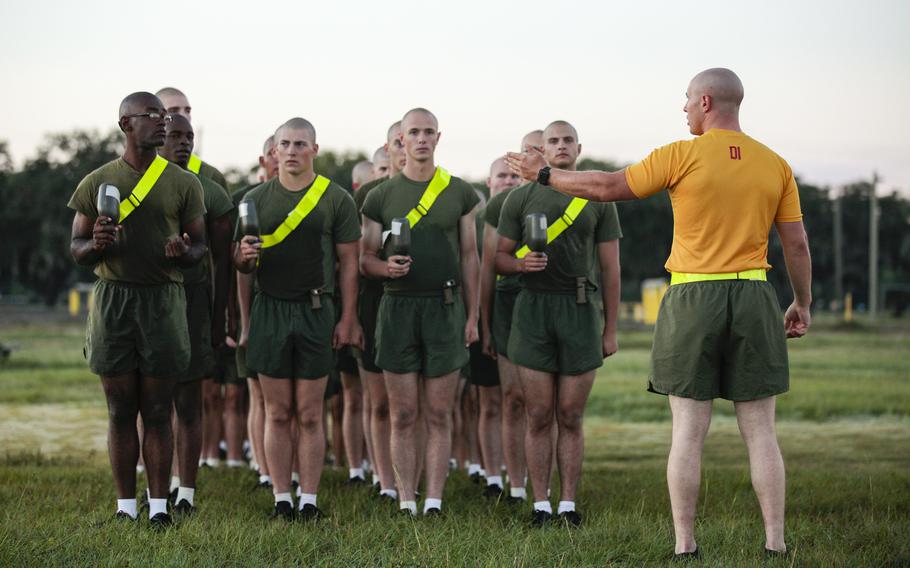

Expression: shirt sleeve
xmin=332 ymin=187 xmax=362 ymax=243
xmin=594 ymin=202 xmax=623 ymax=242
xmin=483 ymin=194 xmax=502 ymax=228
xmin=205 ymin=179 xmax=235 ymax=220
xmin=497 ymin=188 xmax=523 ymax=242
xmin=361 ymin=184 xmax=383 ymax=225
xmin=774 ymin=164 xmax=803 ymax=222
xmin=67 ymin=173 xmax=99 ymax=218
xmin=462 ymin=180 xmax=481 ymax=215
xmin=624 ymin=141 xmax=687 ymax=199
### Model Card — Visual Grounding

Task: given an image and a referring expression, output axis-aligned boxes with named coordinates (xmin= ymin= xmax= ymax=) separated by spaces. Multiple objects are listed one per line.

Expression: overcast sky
xmin=1 ymin=0 xmax=908 ymax=193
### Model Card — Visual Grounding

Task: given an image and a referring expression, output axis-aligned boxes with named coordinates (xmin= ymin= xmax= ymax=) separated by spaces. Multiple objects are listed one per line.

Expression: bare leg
xmin=341 ymin=371 xmax=364 ymax=474
xmin=173 ymin=379 xmax=203 ymax=488
xmin=735 ymin=396 xmax=786 ymax=553
xmin=498 ymin=356 xmax=526 ymax=491
xmin=247 ymin=378 xmax=268 ymax=476
xmin=330 ymin=392 xmax=344 ymax=468
xmin=451 ymin=381 xmax=466 ymax=467
xmin=364 ymin=367 xmax=394 ymax=491
xmin=100 ymin=372 xmax=142 ymax=498
xmin=667 ymin=396 xmax=713 ymax=554
xmin=294 ymin=377 xmax=329 ymax=495
xmin=519 ymin=366 xmax=556 ymax=504
xmin=423 ymin=371 xmax=460 ymax=500
xmin=201 ymin=379 xmax=223 ymax=461
xmin=361 ymin=373 xmax=374 ymax=473
xmin=384 ymin=371 xmax=420 ymax=502
xmin=478 ymin=385 xmax=503 ymax=483
xmin=224 ymin=383 xmax=246 ymax=463
xmin=258 ymin=375 xmax=295 ymax=494
xmin=555 ymin=371 xmax=596 ymax=502
xmin=138 ymin=374 xmax=178 ymax=499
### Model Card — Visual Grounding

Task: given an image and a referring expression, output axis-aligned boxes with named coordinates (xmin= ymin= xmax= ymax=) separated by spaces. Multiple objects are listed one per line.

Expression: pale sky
xmin=1 ymin=0 xmax=908 ymax=193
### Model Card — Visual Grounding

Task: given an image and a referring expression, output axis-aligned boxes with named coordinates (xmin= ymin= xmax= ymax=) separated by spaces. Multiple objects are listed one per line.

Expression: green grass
xmin=0 ymin=316 xmax=908 ymax=566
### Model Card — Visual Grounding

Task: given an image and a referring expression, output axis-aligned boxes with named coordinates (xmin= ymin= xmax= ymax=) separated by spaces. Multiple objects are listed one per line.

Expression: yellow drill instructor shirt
xmin=624 ymin=129 xmax=803 ymax=274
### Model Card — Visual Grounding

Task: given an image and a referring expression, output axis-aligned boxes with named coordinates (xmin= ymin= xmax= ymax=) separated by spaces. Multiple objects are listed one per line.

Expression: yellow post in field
xmin=844 ymin=292 xmax=853 ymax=322
xmin=641 ymin=279 xmax=669 ymax=325
xmin=68 ymin=289 xmax=80 ymax=317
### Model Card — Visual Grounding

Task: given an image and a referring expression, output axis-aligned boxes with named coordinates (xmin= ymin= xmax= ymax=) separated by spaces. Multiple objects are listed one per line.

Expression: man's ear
xmin=701 ymin=94 xmax=712 ymax=113
xmin=312 ymin=143 xmax=319 ymax=156
xmin=118 ymin=118 xmax=130 ymax=133
xmin=576 ymin=143 xmax=582 ymax=157
xmin=435 ymin=131 xmax=442 ymax=144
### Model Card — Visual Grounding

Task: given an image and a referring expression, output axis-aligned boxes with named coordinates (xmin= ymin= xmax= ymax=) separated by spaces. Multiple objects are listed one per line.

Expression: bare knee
xmin=556 ymin=405 xmax=584 ymax=432
xmin=266 ymin=404 xmax=294 ymax=428
xmin=373 ymin=399 xmax=390 ymax=422
xmin=224 ymin=387 xmax=245 ymax=414
xmin=481 ymin=399 xmax=501 ymax=422
xmin=392 ymin=406 xmax=418 ymax=430
xmin=108 ymin=401 xmax=139 ymax=429
xmin=503 ymin=387 xmax=525 ymax=418
xmin=525 ymin=403 xmax=553 ymax=434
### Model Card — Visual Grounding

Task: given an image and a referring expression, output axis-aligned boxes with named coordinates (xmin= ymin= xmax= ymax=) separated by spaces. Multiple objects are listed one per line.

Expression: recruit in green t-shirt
xmin=483 ymin=185 xmax=524 ymax=293
xmin=179 ymin=174 xmax=234 ymax=285
xmin=354 ymin=176 xmax=386 ymax=219
xmin=198 ymin=160 xmax=229 ymax=193
xmin=67 ymin=158 xmax=207 ymax=285
xmin=497 ymin=182 xmax=622 ymax=293
xmin=234 ymin=176 xmax=361 ymax=301
xmin=361 ymin=171 xmax=480 ymax=295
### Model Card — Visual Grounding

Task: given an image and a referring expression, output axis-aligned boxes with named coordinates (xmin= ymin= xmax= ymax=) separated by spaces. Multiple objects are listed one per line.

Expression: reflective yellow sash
xmin=187 ymin=154 xmax=202 ymax=174
xmin=670 ymin=269 xmax=767 ymax=285
xmin=260 ymin=176 xmax=331 ymax=249
xmin=119 ymin=155 xmax=169 ymax=223
xmin=515 ymin=197 xmax=588 ymax=259
xmin=404 ymin=167 xmax=451 ymax=228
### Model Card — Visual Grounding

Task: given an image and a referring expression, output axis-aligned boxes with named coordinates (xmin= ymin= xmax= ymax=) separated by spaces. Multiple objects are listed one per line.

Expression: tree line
xmin=1 ymin=130 xmax=907 ymax=314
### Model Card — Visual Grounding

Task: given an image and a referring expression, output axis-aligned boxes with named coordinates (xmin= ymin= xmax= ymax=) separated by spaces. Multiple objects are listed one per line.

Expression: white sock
xmin=298 ymin=493 xmax=317 ymax=510
xmin=400 ymin=500 xmax=417 ymax=515
xmin=117 ymin=498 xmax=137 ymax=519
xmin=361 ymin=459 xmax=370 ymax=472
xmin=259 ymin=474 xmax=271 ymax=484
xmin=148 ymin=498 xmax=168 ymax=518
xmin=274 ymin=492 xmax=293 ymax=505
xmin=135 ymin=465 xmax=145 ymax=474
xmin=169 ymin=476 xmax=180 ymax=493
xmin=467 ymin=463 xmax=481 ymax=476
xmin=423 ymin=498 xmax=442 ymax=513
xmin=372 ymin=473 xmax=380 ymax=485
xmin=533 ymin=500 xmax=552 ymax=514
xmin=380 ymin=489 xmax=398 ymax=499
xmin=226 ymin=459 xmax=244 ymax=468
xmin=510 ymin=487 xmax=527 ymax=500
xmin=205 ymin=458 xmax=220 ymax=468
xmin=349 ymin=467 xmax=364 ymax=480
xmin=486 ymin=475 xmax=503 ymax=488
xmin=557 ymin=501 xmax=575 ymax=514
xmin=198 ymin=459 xmax=206 ymax=467
xmin=296 ymin=485 xmax=303 ymax=498
xmin=291 ymin=472 xmax=300 ymax=484
xmin=176 ymin=487 xmax=195 ymax=506
xmin=250 ymin=460 xmax=259 ymax=471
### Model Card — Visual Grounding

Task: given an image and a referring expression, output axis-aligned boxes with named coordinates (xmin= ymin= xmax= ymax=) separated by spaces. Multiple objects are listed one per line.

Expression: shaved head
xmin=276 ymin=117 xmax=317 ymax=143
xmin=521 ymin=129 xmax=544 ymax=151
xmin=262 ymin=135 xmax=275 ymax=157
xmin=155 ymin=87 xmax=186 ymax=99
xmin=372 ymin=146 xmax=388 ymax=162
xmin=118 ymin=91 xmax=162 ymax=119
xmin=689 ymin=68 xmax=744 ymax=109
xmin=387 ymin=120 xmax=402 ymax=142
xmin=401 ymin=108 xmax=438 ymax=130
xmin=543 ymin=120 xmax=578 ymax=142
xmin=167 ymin=113 xmax=192 ymax=131
xmin=352 ymin=160 xmax=374 ymax=189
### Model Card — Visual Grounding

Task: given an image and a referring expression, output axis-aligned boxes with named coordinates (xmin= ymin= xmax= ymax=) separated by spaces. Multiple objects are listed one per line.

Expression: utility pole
xmin=868 ymin=172 xmax=880 ymax=319
xmin=832 ymin=186 xmax=843 ymax=308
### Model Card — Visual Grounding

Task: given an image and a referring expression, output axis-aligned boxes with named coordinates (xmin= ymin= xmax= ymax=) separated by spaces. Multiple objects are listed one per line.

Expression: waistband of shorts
xmin=669 ymin=269 xmax=767 ymax=286
xmin=384 ymin=286 xmax=460 ymax=298
xmin=97 ymin=279 xmax=181 ymax=289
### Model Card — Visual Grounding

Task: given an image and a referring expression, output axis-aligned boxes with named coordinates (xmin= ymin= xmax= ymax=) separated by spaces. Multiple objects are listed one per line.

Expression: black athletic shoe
xmin=173 ymin=499 xmax=196 ymax=516
xmin=530 ymin=509 xmax=553 ymax=527
xmin=270 ymin=501 xmax=295 ymax=522
xmin=291 ymin=480 xmax=300 ymax=493
xmin=423 ymin=507 xmax=442 ymax=517
xmin=673 ymin=547 xmax=700 ymax=561
xmin=483 ymin=484 xmax=504 ymax=499
xmin=297 ymin=504 xmax=323 ymax=522
xmin=469 ymin=472 xmax=484 ymax=484
xmin=505 ymin=495 xmax=526 ymax=506
xmin=399 ymin=508 xmax=417 ymax=518
xmin=168 ymin=488 xmax=178 ymax=504
xmin=115 ymin=511 xmax=137 ymax=521
xmin=149 ymin=512 xmax=172 ymax=530
xmin=377 ymin=493 xmax=397 ymax=504
xmin=557 ymin=510 xmax=582 ymax=528
xmin=764 ymin=547 xmax=788 ymax=558
xmin=344 ymin=476 xmax=368 ymax=486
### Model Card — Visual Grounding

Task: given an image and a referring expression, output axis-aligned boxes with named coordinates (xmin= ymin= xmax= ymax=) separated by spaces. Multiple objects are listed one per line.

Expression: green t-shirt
xmin=361 ymin=171 xmax=480 ymax=295
xmin=199 ymin=160 xmax=229 ymax=193
xmin=354 ymin=176 xmax=386 ymax=218
xmin=235 ymin=177 xmax=361 ymax=301
xmin=180 ymin=174 xmax=235 ymax=285
xmin=67 ymin=158 xmax=206 ymax=285
xmin=484 ymin=185 xmax=523 ymax=293
xmin=498 ymin=182 xmax=622 ymax=293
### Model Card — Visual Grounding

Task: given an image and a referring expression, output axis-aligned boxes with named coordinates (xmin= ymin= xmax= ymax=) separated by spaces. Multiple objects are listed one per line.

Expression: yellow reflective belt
xmin=260 ymin=176 xmax=331 ymax=249
xmin=405 ymin=167 xmax=451 ymax=228
xmin=187 ymin=154 xmax=202 ymax=174
xmin=119 ymin=155 xmax=169 ymax=223
xmin=515 ymin=197 xmax=588 ymax=259
xmin=670 ymin=269 xmax=767 ymax=285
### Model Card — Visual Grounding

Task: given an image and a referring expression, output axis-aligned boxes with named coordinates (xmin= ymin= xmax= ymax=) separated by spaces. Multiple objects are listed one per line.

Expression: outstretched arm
xmin=505 ymin=148 xmax=638 ymax=203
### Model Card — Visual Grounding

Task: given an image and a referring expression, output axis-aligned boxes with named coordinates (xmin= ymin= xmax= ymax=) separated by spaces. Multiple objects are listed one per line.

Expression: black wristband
xmin=537 ymin=166 xmax=551 ymax=186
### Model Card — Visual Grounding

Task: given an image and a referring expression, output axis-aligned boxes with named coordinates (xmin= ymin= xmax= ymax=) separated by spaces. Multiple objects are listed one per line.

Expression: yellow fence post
xmin=844 ymin=292 xmax=853 ymax=322
xmin=641 ymin=278 xmax=669 ymax=325
xmin=68 ymin=289 xmax=80 ymax=317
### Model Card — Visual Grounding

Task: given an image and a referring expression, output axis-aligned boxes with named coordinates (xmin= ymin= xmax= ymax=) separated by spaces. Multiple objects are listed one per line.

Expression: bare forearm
xmin=494 ymin=251 xmax=524 ymax=276
xmin=339 ymin=256 xmax=359 ymax=321
xmin=361 ymin=251 xmax=389 ymax=280
xmin=602 ymin=266 xmax=620 ymax=337
xmin=71 ymin=238 xmax=103 ymax=266
xmin=173 ymin=243 xmax=206 ymax=268
xmin=549 ymin=169 xmax=637 ymax=203
xmin=237 ymin=271 xmax=253 ymax=332
xmin=480 ymin=254 xmax=495 ymax=331
xmin=461 ymin=252 xmax=480 ymax=321
xmin=783 ymin=242 xmax=812 ymax=306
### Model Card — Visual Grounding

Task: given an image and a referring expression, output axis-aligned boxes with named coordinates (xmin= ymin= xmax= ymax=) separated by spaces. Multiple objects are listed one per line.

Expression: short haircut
xmin=155 ymin=87 xmax=186 ymax=99
xmin=262 ymin=135 xmax=274 ymax=156
xmin=401 ymin=108 xmax=438 ymax=130
xmin=386 ymin=120 xmax=402 ymax=141
xmin=352 ymin=160 xmax=374 ymax=185
xmin=275 ymin=117 xmax=317 ymax=143
xmin=118 ymin=91 xmax=160 ymax=119
xmin=543 ymin=120 xmax=579 ymax=141
xmin=372 ymin=146 xmax=389 ymax=162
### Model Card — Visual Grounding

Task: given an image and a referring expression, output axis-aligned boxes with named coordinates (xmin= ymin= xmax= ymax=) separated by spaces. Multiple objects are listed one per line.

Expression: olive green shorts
xmin=375 ymin=293 xmax=468 ymax=378
xmin=649 ymin=280 xmax=789 ymax=401
xmin=353 ymin=281 xmax=383 ymax=373
xmin=235 ymin=346 xmax=252 ymax=380
xmin=85 ymin=280 xmax=189 ymax=379
xmin=213 ymin=344 xmax=244 ymax=385
xmin=183 ymin=281 xmax=215 ymax=382
xmin=508 ymin=289 xmax=604 ymax=376
xmin=491 ymin=289 xmax=518 ymax=360
xmin=246 ymin=293 xmax=335 ymax=380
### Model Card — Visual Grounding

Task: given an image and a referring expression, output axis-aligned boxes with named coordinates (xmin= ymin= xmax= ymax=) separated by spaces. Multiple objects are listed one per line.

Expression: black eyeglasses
xmin=120 ymin=112 xmax=171 ymax=121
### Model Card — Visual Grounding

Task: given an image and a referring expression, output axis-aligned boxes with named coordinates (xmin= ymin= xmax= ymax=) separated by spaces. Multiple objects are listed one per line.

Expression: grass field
xmin=0 ymin=314 xmax=908 ymax=566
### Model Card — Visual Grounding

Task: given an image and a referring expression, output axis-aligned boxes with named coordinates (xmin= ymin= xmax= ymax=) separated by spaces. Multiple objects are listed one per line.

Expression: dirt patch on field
xmin=0 ymin=403 xmax=107 ymax=459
